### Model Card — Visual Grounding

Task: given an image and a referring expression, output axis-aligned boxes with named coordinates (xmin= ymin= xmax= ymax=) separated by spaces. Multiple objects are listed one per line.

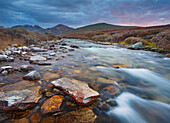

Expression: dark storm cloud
xmin=0 ymin=0 xmax=169 ymax=27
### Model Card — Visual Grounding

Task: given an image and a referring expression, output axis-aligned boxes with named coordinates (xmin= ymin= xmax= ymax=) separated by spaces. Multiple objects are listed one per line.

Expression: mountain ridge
xmin=12 ymin=24 xmax=74 ymax=35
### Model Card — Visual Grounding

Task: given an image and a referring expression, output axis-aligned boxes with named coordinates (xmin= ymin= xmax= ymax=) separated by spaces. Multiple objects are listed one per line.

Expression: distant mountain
xmin=71 ymin=23 xmax=140 ymax=32
xmin=13 ymin=24 xmax=73 ymax=35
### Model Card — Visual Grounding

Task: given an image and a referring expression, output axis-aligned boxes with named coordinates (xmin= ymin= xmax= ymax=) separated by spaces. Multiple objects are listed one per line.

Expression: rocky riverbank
xmin=0 ymin=39 xmax=125 ymax=122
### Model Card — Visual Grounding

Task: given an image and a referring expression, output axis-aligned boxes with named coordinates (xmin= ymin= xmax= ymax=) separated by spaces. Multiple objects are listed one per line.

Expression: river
xmin=0 ymin=39 xmax=170 ymax=123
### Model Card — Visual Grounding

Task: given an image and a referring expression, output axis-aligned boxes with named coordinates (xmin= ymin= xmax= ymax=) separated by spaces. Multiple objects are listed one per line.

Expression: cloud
xmin=0 ymin=0 xmax=169 ymax=27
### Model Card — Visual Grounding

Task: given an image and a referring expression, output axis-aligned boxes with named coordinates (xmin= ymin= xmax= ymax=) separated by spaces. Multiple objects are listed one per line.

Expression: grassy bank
xmin=0 ymin=26 xmax=58 ymax=49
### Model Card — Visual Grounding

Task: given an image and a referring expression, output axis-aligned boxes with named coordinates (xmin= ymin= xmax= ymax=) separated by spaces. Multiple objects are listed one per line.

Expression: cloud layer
xmin=0 ymin=0 xmax=169 ymax=27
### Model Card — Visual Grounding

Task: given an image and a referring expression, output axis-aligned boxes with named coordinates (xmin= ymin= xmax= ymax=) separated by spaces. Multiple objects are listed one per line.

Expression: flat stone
xmin=23 ymin=71 xmax=41 ymax=81
xmin=0 ymin=55 xmax=7 ymax=61
xmin=0 ymin=81 xmax=42 ymax=111
xmin=43 ymin=73 xmax=60 ymax=80
xmin=30 ymin=55 xmax=47 ymax=62
xmin=41 ymin=95 xmax=65 ymax=115
xmin=51 ymin=78 xmax=99 ymax=105
xmin=55 ymin=108 xmax=97 ymax=123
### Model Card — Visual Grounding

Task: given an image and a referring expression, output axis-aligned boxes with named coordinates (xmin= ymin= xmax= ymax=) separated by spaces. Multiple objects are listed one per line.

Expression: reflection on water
xmin=0 ymin=39 xmax=170 ymax=122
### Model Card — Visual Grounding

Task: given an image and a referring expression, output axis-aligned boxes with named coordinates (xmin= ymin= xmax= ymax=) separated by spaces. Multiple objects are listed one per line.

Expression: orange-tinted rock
xmin=0 ymin=81 xmax=42 ymax=111
xmin=51 ymin=78 xmax=99 ymax=105
xmin=113 ymin=64 xmax=132 ymax=68
xmin=55 ymin=108 xmax=97 ymax=123
xmin=40 ymin=116 xmax=55 ymax=123
xmin=41 ymin=95 xmax=64 ymax=115
xmin=29 ymin=112 xmax=42 ymax=123
xmin=43 ymin=73 xmax=60 ymax=80
xmin=165 ymin=54 xmax=170 ymax=58
xmin=12 ymin=117 xmax=29 ymax=123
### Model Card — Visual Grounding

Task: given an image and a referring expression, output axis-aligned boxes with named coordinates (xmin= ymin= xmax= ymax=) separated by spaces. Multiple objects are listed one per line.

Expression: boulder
xmin=23 ymin=71 xmax=41 ymax=81
xmin=41 ymin=95 xmax=64 ymax=115
xmin=132 ymin=42 xmax=143 ymax=48
xmin=0 ymin=81 xmax=42 ymax=111
xmin=20 ymin=65 xmax=34 ymax=72
xmin=51 ymin=78 xmax=99 ymax=105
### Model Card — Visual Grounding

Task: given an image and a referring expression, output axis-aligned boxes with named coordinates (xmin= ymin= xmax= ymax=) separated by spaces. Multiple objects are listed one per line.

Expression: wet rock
xmin=0 ymin=66 xmax=13 ymax=72
xmin=49 ymin=53 xmax=56 ymax=56
xmin=12 ymin=117 xmax=29 ymax=123
xmin=31 ymin=47 xmax=47 ymax=52
xmin=55 ymin=108 xmax=97 ymax=123
xmin=1 ymin=71 xmax=8 ymax=76
xmin=38 ymin=61 xmax=52 ymax=65
xmin=98 ymin=103 xmax=110 ymax=111
xmin=40 ymin=116 xmax=55 ymax=123
xmin=30 ymin=112 xmax=42 ymax=123
xmin=70 ymin=45 xmax=79 ymax=49
xmin=0 ymin=81 xmax=42 ymax=111
xmin=132 ymin=42 xmax=143 ymax=48
xmin=12 ymin=50 xmax=21 ymax=55
xmin=113 ymin=64 xmax=132 ymax=68
xmin=51 ymin=78 xmax=99 ymax=105
xmin=20 ymin=65 xmax=34 ymax=72
xmin=30 ymin=55 xmax=47 ymax=63
xmin=11 ymin=44 xmax=18 ymax=47
xmin=100 ymin=84 xmax=122 ymax=100
xmin=0 ymin=83 xmax=6 ymax=87
xmin=68 ymin=49 xmax=74 ymax=51
xmin=43 ymin=73 xmax=60 ymax=80
xmin=6 ymin=57 xmax=14 ymax=62
xmin=53 ymin=88 xmax=63 ymax=95
xmin=165 ymin=54 xmax=170 ymax=58
xmin=106 ymin=99 xmax=117 ymax=106
xmin=45 ymin=92 xmax=54 ymax=98
xmin=0 ymin=55 xmax=7 ymax=61
xmin=150 ymin=48 xmax=158 ymax=52
xmin=23 ymin=71 xmax=41 ymax=81
xmin=41 ymin=95 xmax=65 ymax=115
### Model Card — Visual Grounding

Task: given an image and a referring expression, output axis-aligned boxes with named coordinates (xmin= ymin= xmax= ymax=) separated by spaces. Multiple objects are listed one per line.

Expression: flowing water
xmin=0 ymin=39 xmax=170 ymax=123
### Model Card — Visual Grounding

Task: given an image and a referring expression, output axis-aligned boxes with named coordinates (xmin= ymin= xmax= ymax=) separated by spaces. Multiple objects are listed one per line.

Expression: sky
xmin=0 ymin=0 xmax=170 ymax=28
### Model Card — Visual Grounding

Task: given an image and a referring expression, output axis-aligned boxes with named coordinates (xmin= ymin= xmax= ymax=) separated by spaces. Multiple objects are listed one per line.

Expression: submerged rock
xmin=41 ymin=95 xmax=65 ymax=115
xmin=0 ymin=81 xmax=42 ymax=111
xmin=20 ymin=65 xmax=34 ymax=72
xmin=55 ymin=108 xmax=97 ymax=123
xmin=51 ymin=78 xmax=99 ymax=105
xmin=23 ymin=71 xmax=41 ymax=81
